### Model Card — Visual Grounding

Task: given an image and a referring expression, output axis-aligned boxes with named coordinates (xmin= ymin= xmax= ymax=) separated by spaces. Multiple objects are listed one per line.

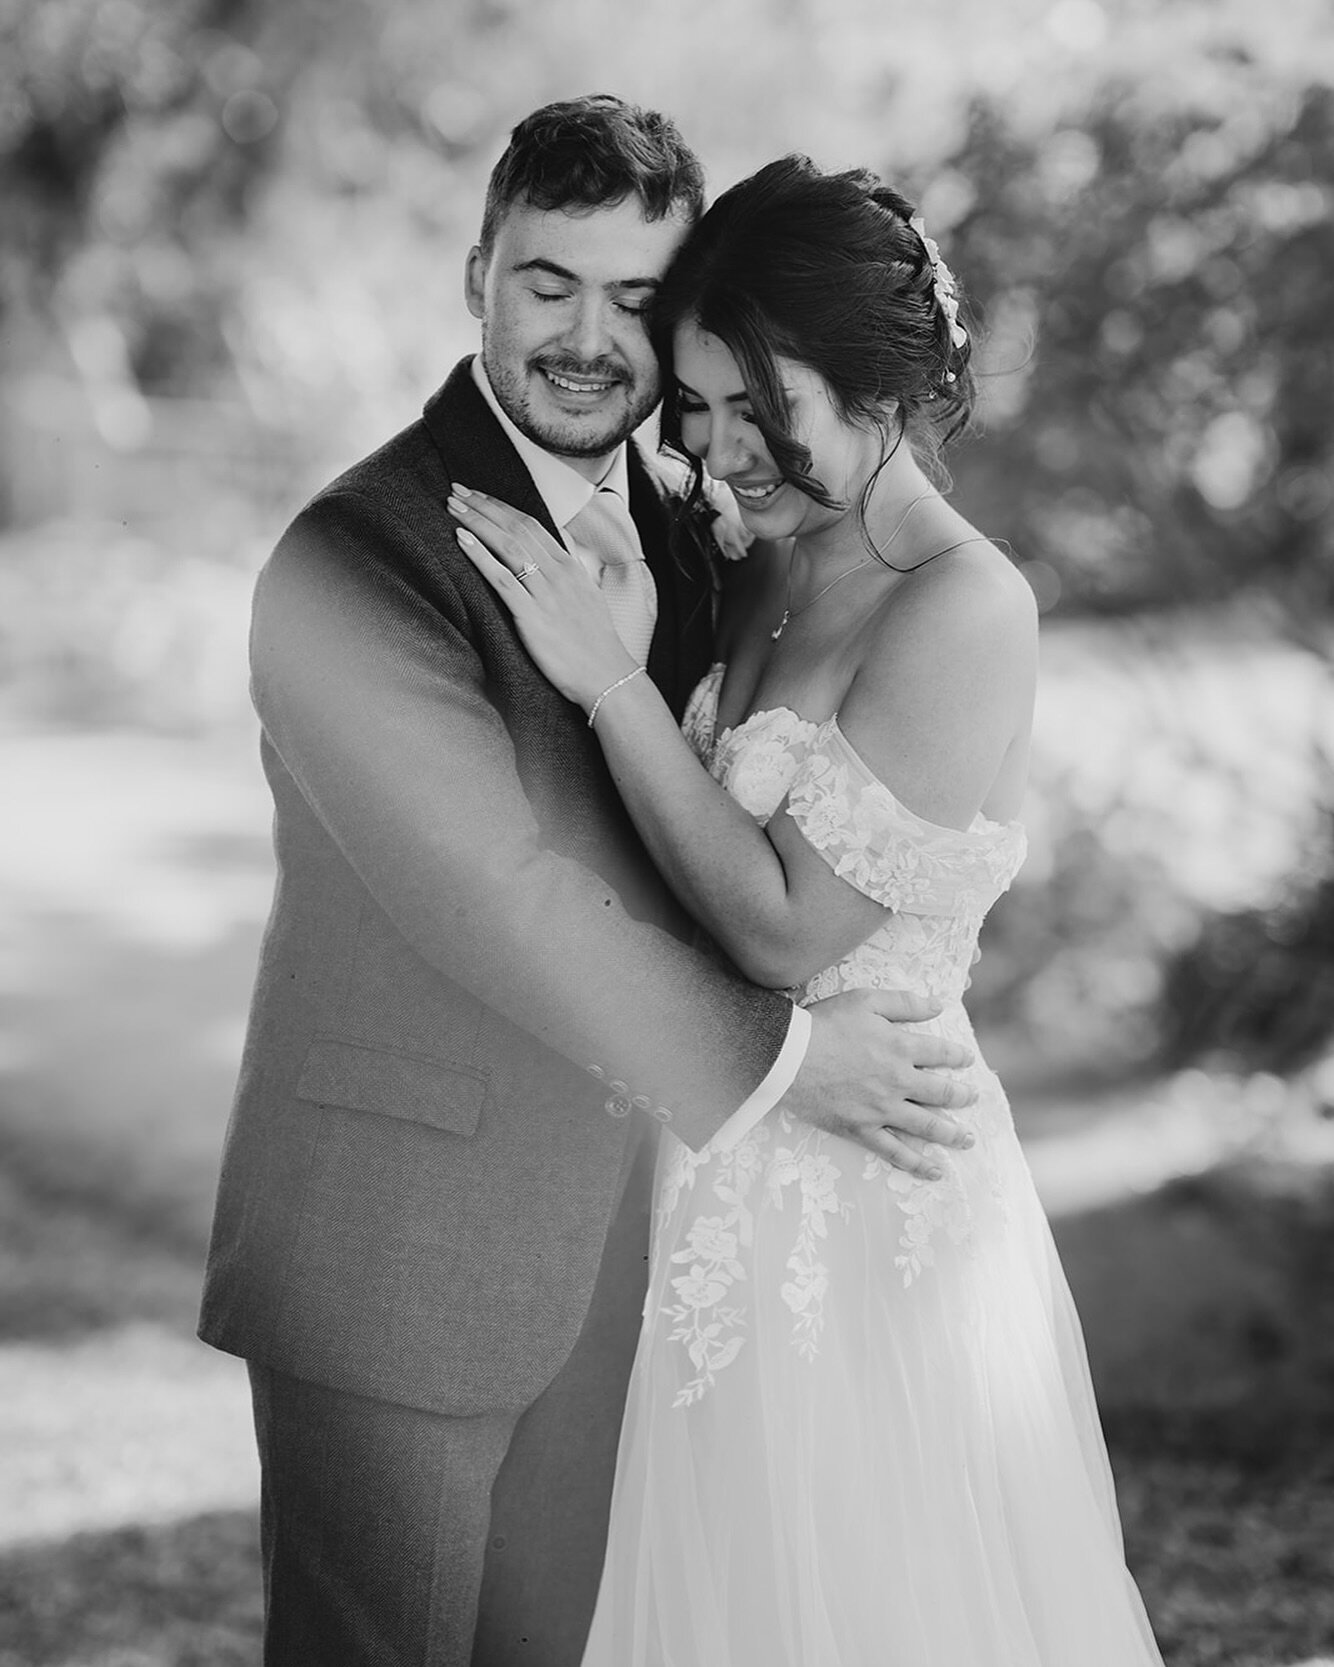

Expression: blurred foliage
xmin=1159 ymin=830 xmax=1334 ymax=1080
xmin=940 ymin=81 xmax=1334 ymax=625
xmin=972 ymin=612 xmax=1334 ymax=1080
xmin=0 ymin=0 xmax=292 ymax=395
xmin=5 ymin=0 xmax=1334 ymax=512
xmin=2 ymin=0 xmax=1333 ymax=1083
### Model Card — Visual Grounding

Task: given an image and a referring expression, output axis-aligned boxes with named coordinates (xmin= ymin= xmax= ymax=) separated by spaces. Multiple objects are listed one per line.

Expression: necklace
xmin=770 ymin=558 xmax=875 ymax=641
xmin=770 ymin=492 xmax=935 ymax=642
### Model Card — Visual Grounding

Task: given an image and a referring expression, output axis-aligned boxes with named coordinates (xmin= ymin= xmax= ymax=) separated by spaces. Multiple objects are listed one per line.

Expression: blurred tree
xmin=6 ymin=0 xmax=1332 ymax=556
xmin=0 ymin=0 xmax=298 ymax=398
xmin=937 ymin=74 xmax=1334 ymax=629
xmin=1158 ymin=852 xmax=1334 ymax=1082
xmin=3 ymin=0 xmax=1332 ymax=1077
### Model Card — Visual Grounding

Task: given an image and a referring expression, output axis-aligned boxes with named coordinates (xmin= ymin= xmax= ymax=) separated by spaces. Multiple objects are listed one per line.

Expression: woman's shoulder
xmin=851 ymin=535 xmax=1037 ymax=721
xmin=838 ymin=533 xmax=1037 ymax=829
xmin=884 ymin=535 xmax=1036 ymax=656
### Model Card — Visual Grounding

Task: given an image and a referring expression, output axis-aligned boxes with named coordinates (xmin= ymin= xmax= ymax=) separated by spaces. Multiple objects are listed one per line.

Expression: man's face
xmin=465 ymin=196 xmax=692 ymax=480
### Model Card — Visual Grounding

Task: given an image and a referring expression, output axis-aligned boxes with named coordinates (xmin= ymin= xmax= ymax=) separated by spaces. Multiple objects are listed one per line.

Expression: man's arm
xmin=252 ymin=487 xmax=793 ymax=1151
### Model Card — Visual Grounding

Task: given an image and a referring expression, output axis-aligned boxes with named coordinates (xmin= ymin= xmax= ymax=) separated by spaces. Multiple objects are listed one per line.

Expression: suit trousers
xmin=248 ymin=1123 xmax=656 ymax=1666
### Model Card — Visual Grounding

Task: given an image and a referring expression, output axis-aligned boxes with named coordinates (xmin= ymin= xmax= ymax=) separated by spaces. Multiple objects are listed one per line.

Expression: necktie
xmin=568 ymin=488 xmax=658 ymax=667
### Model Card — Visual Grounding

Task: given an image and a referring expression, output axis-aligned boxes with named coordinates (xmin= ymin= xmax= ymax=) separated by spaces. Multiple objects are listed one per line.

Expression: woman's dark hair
xmin=479 ymin=94 xmax=705 ymax=255
xmin=653 ymin=155 xmax=977 ymax=538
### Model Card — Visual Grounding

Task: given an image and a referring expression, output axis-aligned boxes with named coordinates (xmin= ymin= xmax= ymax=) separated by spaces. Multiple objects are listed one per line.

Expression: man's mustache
xmin=532 ymin=354 xmax=630 ymax=383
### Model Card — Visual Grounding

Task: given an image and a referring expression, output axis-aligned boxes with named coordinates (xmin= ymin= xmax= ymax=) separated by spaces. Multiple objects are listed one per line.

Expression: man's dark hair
xmin=478 ymin=93 xmax=705 ymax=255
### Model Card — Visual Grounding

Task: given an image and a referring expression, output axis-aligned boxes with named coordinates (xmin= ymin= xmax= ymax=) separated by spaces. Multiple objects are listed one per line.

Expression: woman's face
xmin=671 ymin=316 xmax=885 ymax=542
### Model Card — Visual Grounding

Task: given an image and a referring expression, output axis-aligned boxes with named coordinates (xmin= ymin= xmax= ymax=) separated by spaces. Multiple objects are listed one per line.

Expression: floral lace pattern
xmin=657 ymin=1131 xmax=757 ymax=1407
xmin=787 ymin=726 xmax=1026 ymax=920
xmin=663 ymin=666 xmax=1028 ymax=1396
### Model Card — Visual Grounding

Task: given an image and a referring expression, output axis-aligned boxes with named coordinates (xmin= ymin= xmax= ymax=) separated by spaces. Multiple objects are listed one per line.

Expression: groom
xmin=199 ymin=94 xmax=977 ymax=1665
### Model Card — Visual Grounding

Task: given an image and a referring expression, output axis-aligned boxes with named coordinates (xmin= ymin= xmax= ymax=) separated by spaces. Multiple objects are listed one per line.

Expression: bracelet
xmin=587 ymin=665 xmax=646 ymax=728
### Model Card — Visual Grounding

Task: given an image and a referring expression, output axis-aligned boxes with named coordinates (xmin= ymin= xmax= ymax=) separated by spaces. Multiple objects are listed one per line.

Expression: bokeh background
xmin=3 ymin=1 xmax=1334 ymax=1662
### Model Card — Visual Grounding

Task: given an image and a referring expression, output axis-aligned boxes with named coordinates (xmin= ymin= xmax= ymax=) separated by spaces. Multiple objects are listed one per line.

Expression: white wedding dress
xmin=581 ymin=665 xmax=1165 ymax=1667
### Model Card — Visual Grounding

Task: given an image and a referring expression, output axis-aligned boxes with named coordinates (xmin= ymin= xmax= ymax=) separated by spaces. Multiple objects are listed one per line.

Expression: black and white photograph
xmin=2 ymin=1 xmax=1333 ymax=1663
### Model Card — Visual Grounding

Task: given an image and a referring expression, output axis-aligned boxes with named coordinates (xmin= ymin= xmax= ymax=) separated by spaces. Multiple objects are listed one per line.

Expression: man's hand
xmin=786 ymin=988 xmax=977 ymax=1179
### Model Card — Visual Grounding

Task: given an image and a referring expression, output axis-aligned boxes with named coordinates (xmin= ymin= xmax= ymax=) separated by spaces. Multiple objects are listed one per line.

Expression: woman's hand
xmin=449 ymin=486 xmax=637 ymax=709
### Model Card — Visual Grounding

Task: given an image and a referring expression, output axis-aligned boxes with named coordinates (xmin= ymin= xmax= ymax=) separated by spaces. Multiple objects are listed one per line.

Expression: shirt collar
xmin=470 ymin=356 xmax=631 ymax=533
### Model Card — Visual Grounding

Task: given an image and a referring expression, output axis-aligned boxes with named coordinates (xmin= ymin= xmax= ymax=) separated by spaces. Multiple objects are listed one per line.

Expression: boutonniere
xmin=640 ymin=445 xmax=756 ymax=565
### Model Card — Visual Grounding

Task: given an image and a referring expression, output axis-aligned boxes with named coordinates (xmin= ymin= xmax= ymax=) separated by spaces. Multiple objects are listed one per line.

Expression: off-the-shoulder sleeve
xmin=784 ymin=720 xmax=1027 ymax=916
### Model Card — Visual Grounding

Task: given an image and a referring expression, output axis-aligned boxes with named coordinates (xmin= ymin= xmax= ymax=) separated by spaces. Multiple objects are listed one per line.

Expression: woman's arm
xmin=450 ymin=486 xmax=816 ymax=983
xmin=451 ymin=488 xmax=1036 ymax=987
xmin=594 ymin=547 xmax=1038 ymax=984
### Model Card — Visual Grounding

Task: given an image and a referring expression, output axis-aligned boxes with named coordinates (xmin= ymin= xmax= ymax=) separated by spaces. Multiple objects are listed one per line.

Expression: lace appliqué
xmin=785 ymin=724 xmax=1026 ymax=919
xmin=658 ymin=1114 xmax=858 ymax=1401
xmin=862 ymin=1150 xmax=976 ymax=1286
xmin=659 ymin=1131 xmax=761 ymax=1407
xmin=661 ymin=669 xmax=1027 ymax=1399
xmin=764 ymin=1114 xmax=852 ymax=1357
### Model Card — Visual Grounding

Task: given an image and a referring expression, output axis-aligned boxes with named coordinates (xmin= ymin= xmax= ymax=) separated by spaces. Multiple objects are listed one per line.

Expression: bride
xmin=452 ymin=155 xmax=1165 ymax=1667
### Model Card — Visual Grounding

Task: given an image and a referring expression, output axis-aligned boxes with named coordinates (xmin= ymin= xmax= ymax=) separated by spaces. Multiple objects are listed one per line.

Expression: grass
xmin=0 ymin=1512 xmax=262 ymax=1667
xmin=1122 ymin=1447 xmax=1334 ymax=1667
xmin=0 ymin=1154 xmax=1329 ymax=1667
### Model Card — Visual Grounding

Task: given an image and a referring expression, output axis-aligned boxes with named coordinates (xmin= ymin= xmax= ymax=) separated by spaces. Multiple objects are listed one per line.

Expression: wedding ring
xmin=514 ymin=562 xmax=540 ymax=583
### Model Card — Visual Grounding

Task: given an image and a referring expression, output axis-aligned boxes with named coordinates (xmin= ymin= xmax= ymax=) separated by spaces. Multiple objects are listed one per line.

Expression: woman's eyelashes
xmin=676 ymin=393 xmax=760 ymax=427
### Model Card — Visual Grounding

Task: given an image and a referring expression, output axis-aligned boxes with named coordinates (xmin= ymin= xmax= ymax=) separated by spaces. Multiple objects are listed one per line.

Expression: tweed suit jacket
xmin=198 ymin=359 xmax=794 ymax=1417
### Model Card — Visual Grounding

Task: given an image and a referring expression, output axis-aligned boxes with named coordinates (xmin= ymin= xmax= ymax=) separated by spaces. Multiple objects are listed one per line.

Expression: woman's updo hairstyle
xmin=653 ymin=154 xmax=975 ymax=513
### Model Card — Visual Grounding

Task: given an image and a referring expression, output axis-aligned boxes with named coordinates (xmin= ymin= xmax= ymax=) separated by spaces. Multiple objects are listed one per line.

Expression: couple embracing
xmin=199 ymin=93 xmax=1165 ymax=1665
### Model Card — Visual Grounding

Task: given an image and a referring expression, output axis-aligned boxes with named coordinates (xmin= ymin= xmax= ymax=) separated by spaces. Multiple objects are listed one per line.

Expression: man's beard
xmin=482 ymin=340 xmax=661 ymax=458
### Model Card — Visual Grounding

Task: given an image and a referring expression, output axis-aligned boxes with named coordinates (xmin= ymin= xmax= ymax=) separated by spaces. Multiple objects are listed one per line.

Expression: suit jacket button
xmin=651 ymin=1105 xmax=673 ymax=1123
xmin=605 ymin=1093 xmax=632 ymax=1119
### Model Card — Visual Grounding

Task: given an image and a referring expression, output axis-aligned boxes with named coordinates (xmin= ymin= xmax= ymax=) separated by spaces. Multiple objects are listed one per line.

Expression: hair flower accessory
xmin=909 ymin=213 xmax=968 ymax=358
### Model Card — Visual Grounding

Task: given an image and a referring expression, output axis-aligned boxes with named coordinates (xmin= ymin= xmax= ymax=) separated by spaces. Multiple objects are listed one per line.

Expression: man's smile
xmin=536 ymin=364 xmax=626 ymax=402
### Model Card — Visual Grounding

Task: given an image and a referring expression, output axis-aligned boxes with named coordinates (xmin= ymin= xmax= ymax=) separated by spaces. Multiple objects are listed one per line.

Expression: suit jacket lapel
xmin=422 ymin=363 xmax=715 ymax=721
xmin=421 ymin=359 xmax=561 ymax=543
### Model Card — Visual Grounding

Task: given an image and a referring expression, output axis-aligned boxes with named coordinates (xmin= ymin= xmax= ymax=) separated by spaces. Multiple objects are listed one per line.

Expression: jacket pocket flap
xmin=295 ymin=1038 xmax=487 ymax=1136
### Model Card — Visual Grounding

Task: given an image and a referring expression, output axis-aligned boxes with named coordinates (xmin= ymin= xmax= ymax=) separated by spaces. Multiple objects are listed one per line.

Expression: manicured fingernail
xmin=448 ymin=496 xmax=469 ymax=513
xmin=962 ymin=1132 xmax=976 ymax=1149
xmin=457 ymin=528 xmax=476 ymax=545
xmin=927 ymin=1167 xmax=944 ymax=1182
xmin=453 ymin=483 xmax=473 ymax=496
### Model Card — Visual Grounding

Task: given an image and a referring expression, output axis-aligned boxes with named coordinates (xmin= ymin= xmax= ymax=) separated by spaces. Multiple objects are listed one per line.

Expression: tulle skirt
xmin=581 ymin=1067 xmax=1164 ymax=1666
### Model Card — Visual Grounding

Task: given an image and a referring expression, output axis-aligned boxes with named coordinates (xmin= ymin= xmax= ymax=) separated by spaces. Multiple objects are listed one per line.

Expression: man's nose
xmin=563 ymin=296 xmax=614 ymax=363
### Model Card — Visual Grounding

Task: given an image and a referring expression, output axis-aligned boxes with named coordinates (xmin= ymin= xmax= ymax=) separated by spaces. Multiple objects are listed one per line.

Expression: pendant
xmin=771 ymin=611 xmax=790 ymax=642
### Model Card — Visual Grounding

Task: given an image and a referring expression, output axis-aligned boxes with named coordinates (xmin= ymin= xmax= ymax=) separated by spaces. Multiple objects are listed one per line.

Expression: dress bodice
xmin=682 ymin=664 xmax=1027 ymax=1007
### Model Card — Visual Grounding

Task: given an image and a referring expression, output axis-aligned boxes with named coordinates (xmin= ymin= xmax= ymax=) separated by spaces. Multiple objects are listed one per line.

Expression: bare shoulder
xmin=844 ymin=537 xmax=1038 ymax=750
xmin=869 ymin=537 xmax=1037 ymax=679
xmin=912 ymin=535 xmax=1035 ymax=629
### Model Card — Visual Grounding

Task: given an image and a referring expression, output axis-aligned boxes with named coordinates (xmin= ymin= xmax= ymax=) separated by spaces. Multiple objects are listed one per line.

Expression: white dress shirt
xmin=468 ymin=358 xmax=809 ymax=1146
